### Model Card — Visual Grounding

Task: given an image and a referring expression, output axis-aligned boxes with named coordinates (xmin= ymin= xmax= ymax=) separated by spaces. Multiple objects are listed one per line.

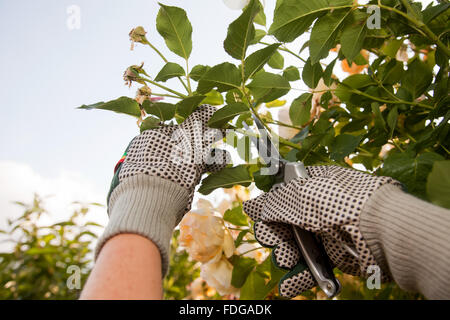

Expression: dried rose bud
xmin=129 ymin=26 xmax=148 ymax=50
xmin=135 ymin=86 xmax=152 ymax=105
xmin=123 ymin=63 xmax=147 ymax=87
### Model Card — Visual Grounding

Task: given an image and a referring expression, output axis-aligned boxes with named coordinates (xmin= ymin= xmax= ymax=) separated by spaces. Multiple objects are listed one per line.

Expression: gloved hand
xmin=96 ymin=105 xmax=228 ymax=275
xmin=243 ymin=165 xmax=402 ymax=298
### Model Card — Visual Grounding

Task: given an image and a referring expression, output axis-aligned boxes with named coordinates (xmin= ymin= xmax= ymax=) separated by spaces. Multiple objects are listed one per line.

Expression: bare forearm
xmin=80 ymin=234 xmax=163 ymax=300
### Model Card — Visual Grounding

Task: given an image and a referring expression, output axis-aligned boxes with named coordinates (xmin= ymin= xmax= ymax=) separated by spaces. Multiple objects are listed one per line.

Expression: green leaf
xmin=197 ymin=62 xmax=241 ymax=94
xmin=198 ymin=165 xmax=252 ymax=195
xmin=379 ymin=59 xmax=404 ymax=85
xmin=342 ymin=74 xmax=375 ymax=89
xmin=381 ymin=39 xmax=403 ymax=58
xmin=330 ymin=134 xmax=362 ymax=161
xmin=223 ymin=0 xmax=262 ymax=60
xmin=231 ymin=256 xmax=257 ymax=288
xmin=142 ymin=101 xmax=176 ymax=120
xmin=382 ymin=151 xmax=444 ymax=198
xmin=189 ymin=65 xmax=210 ymax=81
xmin=269 ymin=0 xmax=352 ymax=42
xmin=78 ymin=97 xmax=141 ymax=118
xmin=283 ymin=65 xmax=300 ymax=81
xmin=309 ymin=9 xmax=351 ymax=64
xmin=240 ymin=256 xmax=286 ymax=299
xmin=371 ymin=102 xmax=387 ymax=132
xmin=386 ymin=106 xmax=398 ymax=138
xmin=289 ymin=93 xmax=313 ymax=126
xmin=176 ymin=95 xmax=206 ymax=120
xmin=235 ymin=229 xmax=250 ymax=247
xmin=247 ymin=71 xmax=291 ymax=103
xmin=302 ymin=58 xmax=323 ymax=88
xmin=244 ymin=44 xmax=280 ymax=80
xmin=423 ymin=3 xmax=450 ymax=24
xmin=239 ymin=269 xmax=269 ymax=299
xmin=340 ymin=10 xmax=368 ymax=63
xmin=249 ymin=29 xmax=267 ymax=45
xmin=427 ymin=160 xmax=450 ymax=209
xmin=201 ymin=90 xmax=224 ymax=106
xmin=335 ymin=74 xmax=375 ymax=101
xmin=267 ymin=50 xmax=284 ymax=69
xmin=253 ymin=170 xmax=276 ymax=192
xmin=223 ymin=205 xmax=248 ymax=226
xmin=323 ymin=58 xmax=337 ymax=86
xmin=402 ymin=58 xmax=433 ymax=99
xmin=208 ymin=103 xmax=249 ymax=128
xmin=156 ymin=4 xmax=192 ymax=59
xmin=254 ymin=6 xmax=266 ymax=26
xmin=154 ymin=62 xmax=185 ymax=82
xmin=140 ymin=117 xmax=160 ymax=132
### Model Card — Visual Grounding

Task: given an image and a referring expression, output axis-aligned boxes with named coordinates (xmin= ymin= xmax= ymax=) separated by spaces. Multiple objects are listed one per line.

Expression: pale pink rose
xmin=179 ymin=201 xmax=235 ymax=263
xmin=188 ymin=277 xmax=205 ymax=300
xmin=224 ymin=185 xmax=250 ymax=202
xmin=200 ymin=257 xmax=238 ymax=296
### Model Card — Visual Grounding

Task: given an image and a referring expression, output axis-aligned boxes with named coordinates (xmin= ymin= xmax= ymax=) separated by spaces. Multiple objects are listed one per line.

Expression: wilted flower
xmin=123 ymin=63 xmax=148 ymax=87
xmin=135 ymin=86 xmax=151 ymax=105
xmin=311 ymin=78 xmax=338 ymax=119
xmin=379 ymin=143 xmax=395 ymax=159
xmin=179 ymin=200 xmax=235 ymax=263
xmin=129 ymin=26 xmax=148 ymax=50
xmin=396 ymin=44 xmax=409 ymax=62
xmin=200 ymin=257 xmax=238 ymax=296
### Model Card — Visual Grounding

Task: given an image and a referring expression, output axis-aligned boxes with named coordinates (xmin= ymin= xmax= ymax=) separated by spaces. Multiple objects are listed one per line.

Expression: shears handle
xmin=283 ymin=162 xmax=342 ymax=298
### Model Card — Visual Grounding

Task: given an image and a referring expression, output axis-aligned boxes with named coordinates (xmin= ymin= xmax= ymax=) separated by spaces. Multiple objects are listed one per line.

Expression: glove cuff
xmin=95 ymin=174 xmax=190 ymax=276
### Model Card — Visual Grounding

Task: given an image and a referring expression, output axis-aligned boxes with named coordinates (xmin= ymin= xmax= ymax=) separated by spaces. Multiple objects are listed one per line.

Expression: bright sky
xmin=0 ymin=0 xmax=435 ymax=234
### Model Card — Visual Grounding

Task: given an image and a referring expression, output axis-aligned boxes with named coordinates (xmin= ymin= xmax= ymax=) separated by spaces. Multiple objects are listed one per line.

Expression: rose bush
xmin=80 ymin=0 xmax=449 ymax=299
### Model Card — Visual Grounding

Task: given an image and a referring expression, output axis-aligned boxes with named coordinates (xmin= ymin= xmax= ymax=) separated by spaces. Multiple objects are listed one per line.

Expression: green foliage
xmin=0 ymin=195 xmax=101 ymax=299
xmin=207 ymin=103 xmax=249 ymax=128
xmin=155 ymin=62 xmax=185 ymax=82
xmin=156 ymin=4 xmax=192 ymax=59
xmin=223 ymin=205 xmax=248 ymax=226
xmin=426 ymin=160 xmax=450 ymax=209
xmin=198 ymin=165 xmax=252 ymax=195
xmin=78 ymin=97 xmax=141 ymax=118
xmin=223 ymin=0 xmax=261 ymax=60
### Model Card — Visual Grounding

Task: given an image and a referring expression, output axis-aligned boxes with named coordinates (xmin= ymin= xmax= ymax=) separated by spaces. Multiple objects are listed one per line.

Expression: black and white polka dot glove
xmin=113 ymin=104 xmax=228 ymax=212
xmin=96 ymin=105 xmax=228 ymax=275
xmin=243 ymin=165 xmax=402 ymax=298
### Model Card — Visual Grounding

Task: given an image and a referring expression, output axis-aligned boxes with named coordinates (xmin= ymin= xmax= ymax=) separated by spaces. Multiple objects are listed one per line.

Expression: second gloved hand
xmin=243 ymin=165 xmax=402 ymax=298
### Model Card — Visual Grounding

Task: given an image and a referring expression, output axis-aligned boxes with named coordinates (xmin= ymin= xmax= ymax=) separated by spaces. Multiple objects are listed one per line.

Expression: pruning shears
xmin=242 ymin=114 xmax=342 ymax=298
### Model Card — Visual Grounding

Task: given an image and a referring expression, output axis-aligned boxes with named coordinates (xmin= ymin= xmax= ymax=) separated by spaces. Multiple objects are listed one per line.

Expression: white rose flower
xmin=179 ymin=200 xmax=235 ymax=263
xmin=200 ymin=257 xmax=238 ymax=296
